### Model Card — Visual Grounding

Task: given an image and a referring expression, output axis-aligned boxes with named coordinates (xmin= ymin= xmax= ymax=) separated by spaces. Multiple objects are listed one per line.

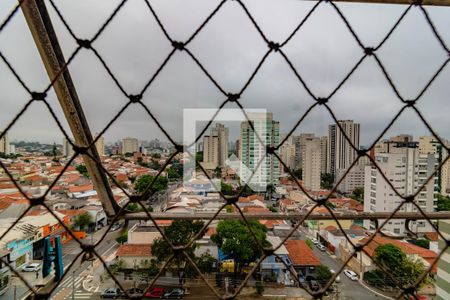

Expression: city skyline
xmin=1 ymin=1 xmax=449 ymax=145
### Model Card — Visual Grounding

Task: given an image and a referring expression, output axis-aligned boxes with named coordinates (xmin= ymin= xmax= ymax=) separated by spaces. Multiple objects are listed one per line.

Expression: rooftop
xmin=285 ymin=240 xmax=320 ymax=266
xmin=117 ymin=244 xmax=152 ymax=257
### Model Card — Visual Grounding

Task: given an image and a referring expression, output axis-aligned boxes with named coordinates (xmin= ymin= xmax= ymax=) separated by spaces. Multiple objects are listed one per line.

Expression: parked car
xmin=163 ymin=288 xmax=184 ymax=299
xmin=110 ymin=222 xmax=123 ymax=232
xmin=145 ymin=287 xmax=165 ymax=298
xmin=122 ymin=288 xmax=144 ymax=298
xmin=343 ymin=269 xmax=358 ymax=281
xmin=316 ymin=244 xmax=326 ymax=251
xmin=311 ymin=238 xmax=319 ymax=245
xmin=22 ymin=263 xmax=41 ymax=272
xmin=101 ymin=288 xmax=123 ymax=298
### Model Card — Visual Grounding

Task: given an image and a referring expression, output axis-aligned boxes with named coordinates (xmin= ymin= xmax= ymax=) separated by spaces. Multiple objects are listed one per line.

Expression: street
xmin=298 ymin=228 xmax=380 ymax=300
xmin=1 ymin=226 xmax=120 ymax=300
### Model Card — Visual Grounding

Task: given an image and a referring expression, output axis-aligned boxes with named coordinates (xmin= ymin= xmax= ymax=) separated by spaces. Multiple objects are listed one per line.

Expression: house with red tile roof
xmin=259 ymin=220 xmax=286 ymax=230
xmin=285 ymin=240 xmax=320 ymax=278
xmin=116 ymin=244 xmax=153 ymax=269
xmin=340 ymin=235 xmax=438 ymax=276
xmin=279 ymin=198 xmax=297 ymax=213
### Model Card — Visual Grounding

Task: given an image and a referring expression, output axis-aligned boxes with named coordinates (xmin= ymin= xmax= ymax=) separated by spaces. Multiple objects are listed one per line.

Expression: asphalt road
xmin=1 ymin=226 xmax=120 ymax=300
xmin=298 ymin=228 xmax=381 ymax=300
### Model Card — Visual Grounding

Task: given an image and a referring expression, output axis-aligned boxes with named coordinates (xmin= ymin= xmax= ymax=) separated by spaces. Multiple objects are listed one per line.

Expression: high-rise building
xmin=293 ymin=134 xmax=315 ymax=170
xmin=293 ymin=135 xmax=301 ymax=170
xmin=418 ymin=136 xmax=450 ymax=196
xmin=122 ymin=137 xmax=139 ymax=154
xmin=212 ymin=123 xmax=229 ymax=167
xmin=328 ymin=120 xmax=360 ymax=177
xmin=336 ymin=164 xmax=366 ymax=194
xmin=62 ymin=138 xmax=74 ymax=158
xmin=436 ymin=219 xmax=450 ymax=300
xmin=320 ymin=136 xmax=328 ymax=174
xmin=239 ymin=112 xmax=280 ymax=190
xmin=363 ymin=142 xmax=438 ymax=235
xmin=301 ymin=136 xmax=322 ymax=191
xmin=95 ymin=135 xmax=105 ymax=156
xmin=0 ymin=131 xmax=9 ymax=155
xmin=202 ymin=123 xmax=229 ymax=170
xmin=203 ymin=134 xmax=219 ymax=169
xmin=279 ymin=135 xmax=296 ymax=171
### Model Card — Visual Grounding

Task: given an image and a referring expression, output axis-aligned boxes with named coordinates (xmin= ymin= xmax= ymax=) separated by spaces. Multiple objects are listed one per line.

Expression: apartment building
xmin=240 ymin=112 xmax=280 ymax=190
xmin=95 ymin=135 xmax=105 ymax=156
xmin=328 ymin=120 xmax=360 ymax=177
xmin=364 ymin=142 xmax=438 ymax=235
xmin=301 ymin=136 xmax=322 ymax=191
xmin=122 ymin=137 xmax=139 ymax=154
xmin=202 ymin=123 xmax=229 ymax=170
xmin=0 ymin=131 xmax=9 ymax=155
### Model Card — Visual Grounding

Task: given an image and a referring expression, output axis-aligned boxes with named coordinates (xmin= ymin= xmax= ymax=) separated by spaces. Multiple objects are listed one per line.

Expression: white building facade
xmin=363 ymin=143 xmax=438 ymax=235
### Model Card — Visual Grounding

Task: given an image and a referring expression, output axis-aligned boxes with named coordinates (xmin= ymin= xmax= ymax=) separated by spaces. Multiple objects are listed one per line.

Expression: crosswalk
xmin=58 ymin=275 xmax=84 ymax=289
xmin=50 ymin=275 xmax=95 ymax=300
xmin=65 ymin=291 xmax=93 ymax=299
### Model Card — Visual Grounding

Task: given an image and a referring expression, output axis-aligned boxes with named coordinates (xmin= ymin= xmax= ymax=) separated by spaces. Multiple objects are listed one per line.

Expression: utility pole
xmin=13 ymin=285 xmax=16 ymax=300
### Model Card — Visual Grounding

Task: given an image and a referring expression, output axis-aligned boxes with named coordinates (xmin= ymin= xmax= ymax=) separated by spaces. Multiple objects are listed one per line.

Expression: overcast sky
xmin=0 ymin=0 xmax=449 ymax=147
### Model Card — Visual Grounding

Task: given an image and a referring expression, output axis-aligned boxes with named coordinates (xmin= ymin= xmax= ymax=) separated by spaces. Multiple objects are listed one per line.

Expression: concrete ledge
xmin=359 ymin=280 xmax=395 ymax=300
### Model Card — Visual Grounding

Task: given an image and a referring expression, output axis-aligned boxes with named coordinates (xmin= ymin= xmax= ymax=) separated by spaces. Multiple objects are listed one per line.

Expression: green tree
xmin=116 ymin=230 xmax=128 ymax=244
xmin=211 ymin=220 xmax=269 ymax=276
xmin=221 ymin=182 xmax=233 ymax=196
xmin=266 ymin=184 xmax=276 ymax=200
xmin=125 ymin=202 xmax=140 ymax=212
xmin=321 ymin=173 xmax=334 ymax=189
xmin=214 ymin=166 xmax=222 ymax=178
xmin=373 ymin=244 xmax=425 ymax=287
xmin=305 ymin=238 xmax=314 ymax=249
xmin=151 ymin=220 xmax=205 ymax=282
xmin=239 ymin=185 xmax=255 ymax=197
xmin=73 ymin=212 xmax=93 ymax=231
xmin=268 ymin=205 xmax=277 ymax=212
xmin=167 ymin=164 xmax=183 ymax=180
xmin=315 ymin=265 xmax=333 ymax=284
xmin=150 ymin=160 xmax=161 ymax=170
xmin=350 ymin=187 xmax=364 ymax=202
xmin=76 ymin=164 xmax=89 ymax=177
xmin=134 ymin=174 xmax=168 ymax=194
xmin=437 ymin=194 xmax=450 ymax=211
xmin=195 ymin=151 xmax=203 ymax=163
xmin=196 ymin=251 xmax=216 ymax=274
xmin=107 ymin=259 xmax=125 ymax=278
xmin=292 ymin=169 xmax=302 ymax=179
xmin=414 ymin=239 xmax=430 ymax=249
xmin=325 ymin=201 xmax=336 ymax=209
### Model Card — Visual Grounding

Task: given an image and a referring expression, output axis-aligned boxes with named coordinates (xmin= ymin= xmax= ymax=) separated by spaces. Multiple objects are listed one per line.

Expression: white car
xmin=311 ymin=238 xmax=319 ymax=245
xmin=22 ymin=263 xmax=41 ymax=272
xmin=316 ymin=244 xmax=326 ymax=251
xmin=343 ymin=269 xmax=358 ymax=281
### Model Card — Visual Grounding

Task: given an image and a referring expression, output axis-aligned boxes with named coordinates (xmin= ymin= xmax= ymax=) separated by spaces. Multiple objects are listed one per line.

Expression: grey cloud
xmin=0 ymin=0 xmax=448 ymax=146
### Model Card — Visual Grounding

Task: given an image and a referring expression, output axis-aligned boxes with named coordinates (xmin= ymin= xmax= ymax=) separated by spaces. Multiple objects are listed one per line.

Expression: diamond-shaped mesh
xmin=0 ymin=0 xmax=449 ymax=299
